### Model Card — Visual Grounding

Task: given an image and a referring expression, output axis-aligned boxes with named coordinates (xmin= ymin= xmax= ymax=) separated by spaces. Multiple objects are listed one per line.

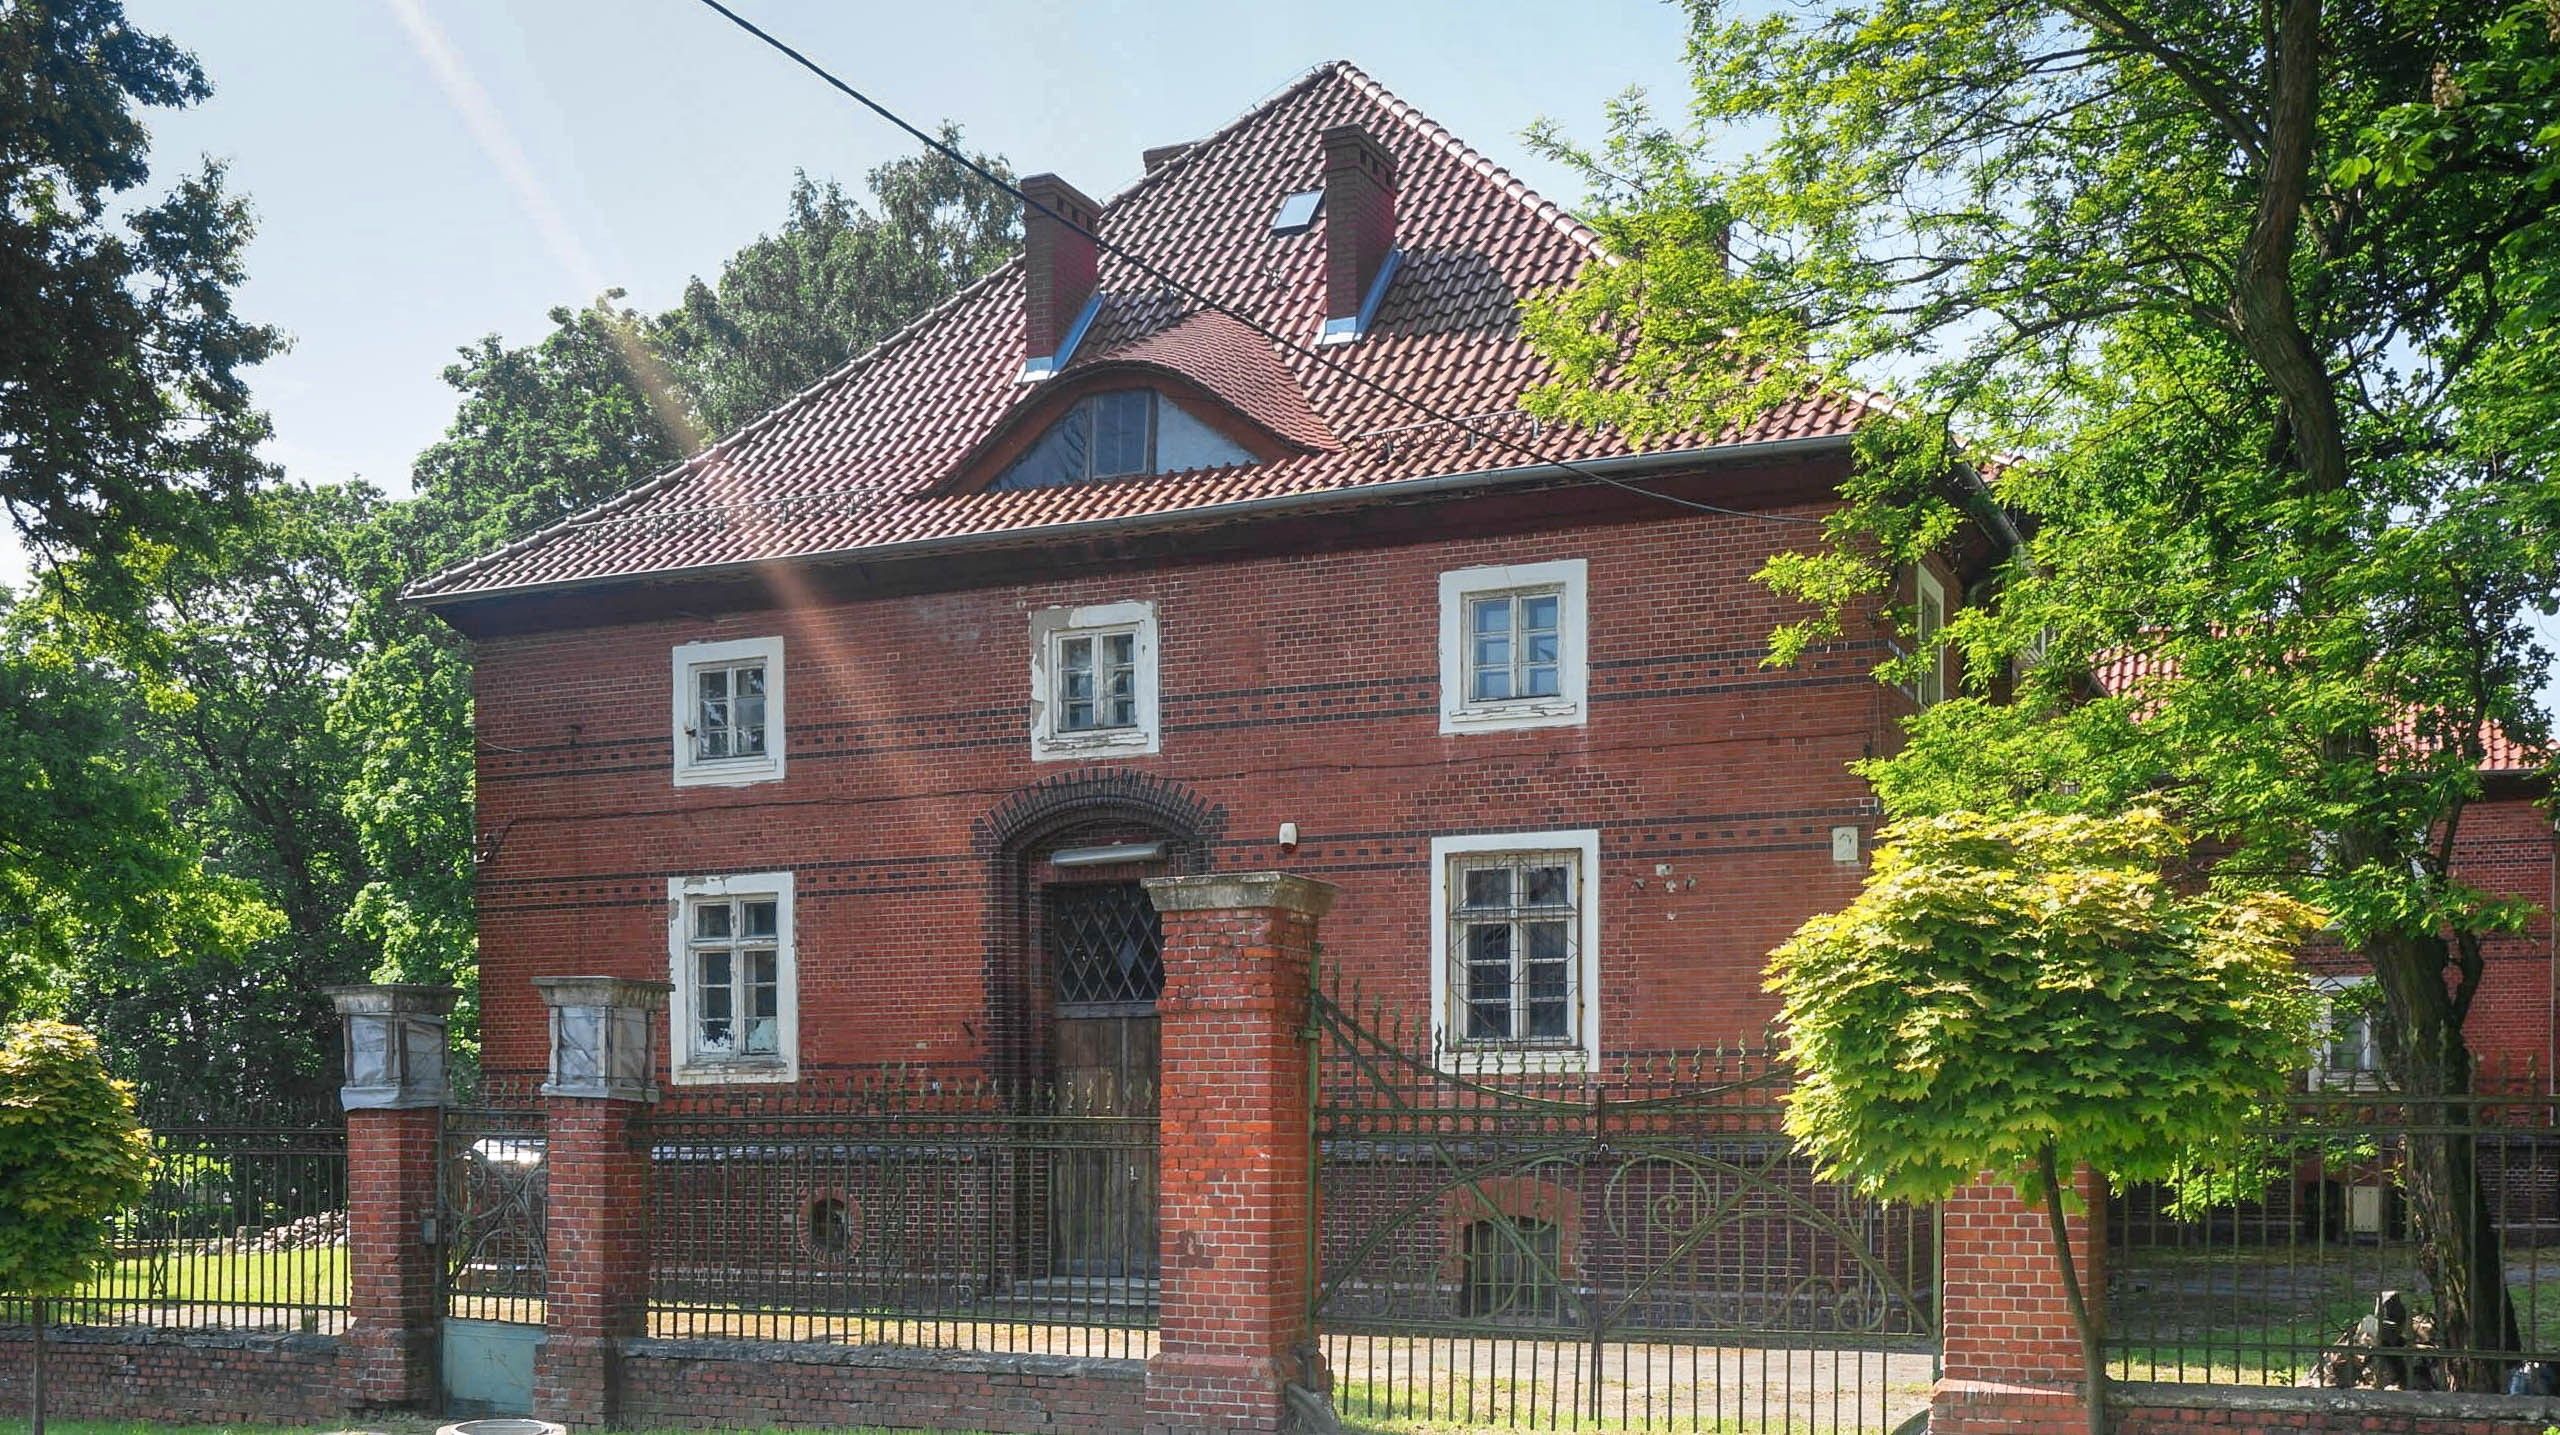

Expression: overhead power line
xmin=686 ymin=0 xmax=1830 ymax=528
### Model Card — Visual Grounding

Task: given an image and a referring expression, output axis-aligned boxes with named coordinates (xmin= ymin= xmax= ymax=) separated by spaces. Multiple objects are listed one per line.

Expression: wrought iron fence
xmin=1312 ymin=981 xmax=1936 ymax=1433
xmin=2 ymin=1097 xmax=348 ymax=1334
xmin=441 ymin=1091 xmax=548 ymax=1325
xmin=643 ymin=1070 xmax=1158 ymax=1356
xmin=2109 ymin=1071 xmax=2560 ymax=1391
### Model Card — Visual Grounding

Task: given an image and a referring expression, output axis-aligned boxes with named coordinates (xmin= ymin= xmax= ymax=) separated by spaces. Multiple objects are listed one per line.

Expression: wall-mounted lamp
xmin=1051 ymin=841 xmax=1166 ymax=868
xmin=1278 ymin=821 xmax=1301 ymax=853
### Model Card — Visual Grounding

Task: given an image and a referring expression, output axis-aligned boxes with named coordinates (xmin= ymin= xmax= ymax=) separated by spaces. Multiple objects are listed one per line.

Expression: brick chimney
xmin=1021 ymin=173 xmax=1101 ymax=371
xmin=1321 ymin=124 xmax=1397 ymax=339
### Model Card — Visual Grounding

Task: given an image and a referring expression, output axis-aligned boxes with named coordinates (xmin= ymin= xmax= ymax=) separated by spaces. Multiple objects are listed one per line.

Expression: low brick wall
xmin=1937 ymin=1377 xmax=2560 ymax=1434
xmin=0 ymin=1327 xmax=348 ymax=1424
xmin=619 ymin=1337 xmax=1147 ymax=1434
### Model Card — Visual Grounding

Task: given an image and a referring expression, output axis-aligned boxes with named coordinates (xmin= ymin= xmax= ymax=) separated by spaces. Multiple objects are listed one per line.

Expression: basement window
xmin=992 ymin=389 xmax=1253 ymax=490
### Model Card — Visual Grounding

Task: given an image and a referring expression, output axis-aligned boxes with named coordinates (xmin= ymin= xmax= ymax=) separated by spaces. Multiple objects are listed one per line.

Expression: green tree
xmin=1770 ymin=810 xmax=2320 ymax=1434
xmin=654 ymin=135 xmax=1017 ymax=435
xmin=0 ymin=0 xmax=280 ymax=593
xmin=1526 ymin=0 xmax=2558 ymax=1378
xmin=52 ymin=487 xmax=382 ymax=1105
xmin=0 ymin=1020 xmax=154 ymax=1434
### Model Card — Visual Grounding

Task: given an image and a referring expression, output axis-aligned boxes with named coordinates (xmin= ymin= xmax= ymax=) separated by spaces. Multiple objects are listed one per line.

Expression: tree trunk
xmin=2366 ymin=927 xmax=2519 ymax=1390
xmin=2036 ymin=1145 xmax=2108 ymax=1435
xmin=30 ymin=1295 xmax=45 ymax=1435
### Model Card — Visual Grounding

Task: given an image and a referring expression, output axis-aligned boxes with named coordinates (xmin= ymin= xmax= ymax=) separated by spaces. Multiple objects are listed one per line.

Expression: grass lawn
xmin=0 ymin=1248 xmax=345 ymax=1324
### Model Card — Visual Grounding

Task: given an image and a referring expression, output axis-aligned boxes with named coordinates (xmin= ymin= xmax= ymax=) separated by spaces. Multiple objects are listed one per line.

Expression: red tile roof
xmin=411 ymin=61 xmax=1868 ymax=603
xmin=2090 ymin=649 xmax=2544 ymax=775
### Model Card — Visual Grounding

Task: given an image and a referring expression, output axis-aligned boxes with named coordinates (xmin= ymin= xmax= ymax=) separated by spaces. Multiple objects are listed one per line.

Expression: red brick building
xmin=411 ymin=58 xmax=2554 ymax=1143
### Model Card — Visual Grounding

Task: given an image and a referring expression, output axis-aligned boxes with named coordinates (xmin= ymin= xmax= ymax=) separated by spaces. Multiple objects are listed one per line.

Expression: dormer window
xmin=992 ymin=388 xmax=1253 ymax=490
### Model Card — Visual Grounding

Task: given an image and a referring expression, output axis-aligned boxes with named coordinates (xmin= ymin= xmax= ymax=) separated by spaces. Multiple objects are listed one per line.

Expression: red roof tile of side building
xmin=2089 ymin=649 xmax=2546 ymax=776
xmin=408 ymin=60 xmax=1872 ymax=604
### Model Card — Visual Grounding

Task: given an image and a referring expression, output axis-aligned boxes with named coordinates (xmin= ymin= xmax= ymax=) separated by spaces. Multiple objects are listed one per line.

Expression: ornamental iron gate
xmin=438 ymin=1095 xmax=547 ymax=1416
xmin=1310 ymin=978 xmax=1936 ymax=1432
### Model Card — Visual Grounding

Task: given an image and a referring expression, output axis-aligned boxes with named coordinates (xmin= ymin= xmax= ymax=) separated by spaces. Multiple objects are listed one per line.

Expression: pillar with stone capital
xmin=1932 ymin=1169 xmax=2109 ymax=1434
xmin=328 ymin=983 xmax=456 ymax=1412
xmin=1140 ymin=871 xmax=1338 ymax=1435
xmin=529 ymin=976 xmax=670 ymax=1430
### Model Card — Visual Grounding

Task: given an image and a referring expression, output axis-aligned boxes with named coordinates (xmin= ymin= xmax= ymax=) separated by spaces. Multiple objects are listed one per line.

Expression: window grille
xmin=1446 ymin=850 xmax=1579 ymax=1047
xmin=1466 ymin=589 xmax=1563 ymax=704
xmin=1048 ymin=883 xmax=1165 ymax=1008
xmin=687 ymin=895 xmax=781 ymax=1063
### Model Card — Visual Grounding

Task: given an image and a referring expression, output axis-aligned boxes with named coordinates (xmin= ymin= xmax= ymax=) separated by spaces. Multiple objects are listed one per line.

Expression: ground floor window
xmin=666 ymin=871 xmax=798 ymax=1084
xmin=1429 ymin=829 xmax=1601 ymax=1070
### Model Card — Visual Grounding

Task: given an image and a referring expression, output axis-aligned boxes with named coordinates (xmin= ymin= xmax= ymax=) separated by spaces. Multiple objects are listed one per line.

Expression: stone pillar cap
xmin=533 ymin=975 xmax=673 ymax=1011
xmin=326 ymin=983 xmax=459 ymax=1017
xmin=1143 ymin=871 xmax=1339 ymax=918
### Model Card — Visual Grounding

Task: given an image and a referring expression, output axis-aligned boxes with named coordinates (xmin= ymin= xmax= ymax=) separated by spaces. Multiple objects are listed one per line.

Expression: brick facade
xmin=465 ymin=470 xmax=1900 ymax=1089
xmin=616 ymin=1339 xmax=1146 ymax=1432
xmin=0 ymin=1328 xmax=347 ymax=1425
xmin=342 ymin=1104 xmax=442 ymax=1409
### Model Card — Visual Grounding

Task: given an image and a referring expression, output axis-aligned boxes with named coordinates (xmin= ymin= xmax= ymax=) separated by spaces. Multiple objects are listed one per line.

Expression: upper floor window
xmin=1439 ymin=559 xmax=1589 ymax=734
xmin=993 ymin=389 xmax=1253 ymax=490
xmin=1913 ymin=567 xmax=1949 ymax=708
xmin=1430 ymin=829 xmax=1601 ymax=1071
xmin=666 ymin=871 xmax=798 ymax=1085
xmin=672 ymin=636 xmax=786 ymax=787
xmin=1030 ymin=600 xmax=1161 ymax=761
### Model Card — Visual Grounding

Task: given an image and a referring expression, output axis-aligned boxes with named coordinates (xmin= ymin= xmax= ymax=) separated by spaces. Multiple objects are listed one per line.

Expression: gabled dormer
xmin=944 ymin=308 xmax=1336 ymax=495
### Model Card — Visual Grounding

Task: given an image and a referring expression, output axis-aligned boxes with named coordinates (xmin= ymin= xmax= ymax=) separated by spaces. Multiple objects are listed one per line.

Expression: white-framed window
xmin=665 ymin=871 xmax=798 ymax=1085
xmin=2311 ymin=976 xmax=2386 ymax=1090
xmin=671 ymin=635 xmax=786 ymax=787
xmin=1429 ymin=830 xmax=1602 ymax=1071
xmin=1438 ymin=559 xmax=1589 ymax=734
xmin=1029 ymin=601 xmax=1161 ymax=760
xmin=1912 ymin=567 xmax=1948 ymax=708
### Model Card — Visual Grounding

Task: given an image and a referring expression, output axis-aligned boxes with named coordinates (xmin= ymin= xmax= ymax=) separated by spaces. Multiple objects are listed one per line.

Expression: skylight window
xmin=1272 ymin=189 xmax=1324 ymax=235
xmin=992 ymin=389 xmax=1254 ymax=490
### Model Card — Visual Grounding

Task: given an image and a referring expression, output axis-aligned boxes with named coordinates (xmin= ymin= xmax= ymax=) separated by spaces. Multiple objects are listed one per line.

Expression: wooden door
xmin=1043 ymin=881 xmax=1162 ymax=1277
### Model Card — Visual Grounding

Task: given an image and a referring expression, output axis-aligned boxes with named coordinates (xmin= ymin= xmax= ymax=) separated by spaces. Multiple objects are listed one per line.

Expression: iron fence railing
xmin=2 ymin=1098 xmax=348 ymax=1334
xmin=2109 ymin=1071 xmax=2560 ymax=1390
xmin=643 ymin=1071 xmax=1158 ymax=1357
xmin=1311 ymin=980 xmax=1935 ymax=1433
xmin=442 ymin=1098 xmax=548 ymax=1325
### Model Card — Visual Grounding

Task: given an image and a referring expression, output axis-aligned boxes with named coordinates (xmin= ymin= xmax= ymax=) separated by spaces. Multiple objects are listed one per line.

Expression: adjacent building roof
xmin=410 ymin=61 xmax=1868 ymax=604
xmin=2090 ymin=649 xmax=2543 ymax=776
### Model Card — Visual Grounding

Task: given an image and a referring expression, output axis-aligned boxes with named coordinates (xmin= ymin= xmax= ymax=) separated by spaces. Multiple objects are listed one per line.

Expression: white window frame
xmin=1912 ymin=567 xmax=1948 ymax=708
xmin=1029 ymin=600 xmax=1161 ymax=761
xmin=1429 ymin=829 xmax=1602 ymax=1072
xmin=2310 ymin=976 xmax=2386 ymax=1091
xmin=671 ymin=635 xmax=786 ymax=788
xmin=666 ymin=871 xmax=799 ymax=1085
xmin=1438 ymin=559 xmax=1590 ymax=734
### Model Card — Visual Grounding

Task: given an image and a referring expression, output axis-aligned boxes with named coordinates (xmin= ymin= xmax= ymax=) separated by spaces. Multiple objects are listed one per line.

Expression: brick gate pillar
xmin=1141 ymin=872 xmax=1339 ymax=1435
xmin=529 ymin=976 xmax=669 ymax=1430
xmin=1933 ymin=1169 xmax=2108 ymax=1434
xmin=330 ymin=983 xmax=457 ymax=1412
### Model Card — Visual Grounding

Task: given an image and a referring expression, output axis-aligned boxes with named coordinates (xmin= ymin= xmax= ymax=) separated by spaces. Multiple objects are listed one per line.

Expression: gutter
xmin=409 ymin=432 xmax=1858 ymax=611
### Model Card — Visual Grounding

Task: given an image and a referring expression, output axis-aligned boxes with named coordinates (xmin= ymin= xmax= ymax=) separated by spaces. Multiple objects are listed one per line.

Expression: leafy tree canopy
xmin=0 ymin=1020 xmax=152 ymax=1297
xmin=1772 ymin=809 xmax=2321 ymax=1203
xmin=0 ymin=0 xmax=280 ymax=594
xmin=1525 ymin=0 xmax=2556 ymax=1368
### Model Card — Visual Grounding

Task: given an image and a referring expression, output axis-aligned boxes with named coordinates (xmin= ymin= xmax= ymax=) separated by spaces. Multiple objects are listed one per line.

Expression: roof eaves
xmin=406 ymin=252 xmax=1030 ymax=601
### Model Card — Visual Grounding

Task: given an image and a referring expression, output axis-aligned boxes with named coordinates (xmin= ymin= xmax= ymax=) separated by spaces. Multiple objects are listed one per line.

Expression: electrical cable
xmin=687 ymin=0 xmax=1829 ymax=528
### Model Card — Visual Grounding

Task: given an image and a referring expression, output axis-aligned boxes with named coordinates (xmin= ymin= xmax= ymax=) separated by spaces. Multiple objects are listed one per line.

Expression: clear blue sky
xmin=12 ymin=0 xmax=2555 ymax=720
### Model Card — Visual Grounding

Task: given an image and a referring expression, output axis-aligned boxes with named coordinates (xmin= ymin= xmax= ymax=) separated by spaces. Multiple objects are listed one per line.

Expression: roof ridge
xmin=1329 ymin=59 xmax=1608 ymax=262
xmin=409 ymin=249 xmax=1026 ymax=599
xmin=1089 ymin=60 xmax=1348 ymax=212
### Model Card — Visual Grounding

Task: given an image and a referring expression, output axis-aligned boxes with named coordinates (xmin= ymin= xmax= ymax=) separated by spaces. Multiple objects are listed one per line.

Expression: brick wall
xmin=618 ymin=1338 xmax=1145 ymax=1433
xmin=0 ymin=1328 xmax=347 ymax=1424
xmin=467 ymin=468 xmax=1903 ymax=1082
